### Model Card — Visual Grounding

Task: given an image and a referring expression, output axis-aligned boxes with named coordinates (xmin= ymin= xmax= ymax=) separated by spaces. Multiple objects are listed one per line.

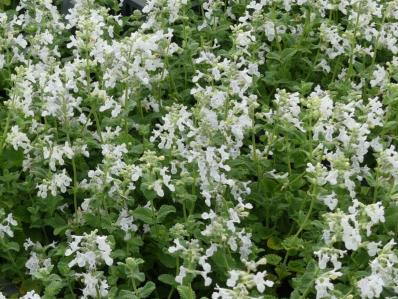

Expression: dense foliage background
xmin=1 ymin=0 xmax=398 ymax=298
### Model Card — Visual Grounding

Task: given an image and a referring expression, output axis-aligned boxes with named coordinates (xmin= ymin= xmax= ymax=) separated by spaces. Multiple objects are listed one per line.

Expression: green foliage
xmin=1 ymin=0 xmax=398 ymax=298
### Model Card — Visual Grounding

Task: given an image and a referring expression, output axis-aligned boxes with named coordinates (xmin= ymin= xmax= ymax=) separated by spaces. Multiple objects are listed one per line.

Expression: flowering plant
xmin=1 ymin=0 xmax=398 ymax=298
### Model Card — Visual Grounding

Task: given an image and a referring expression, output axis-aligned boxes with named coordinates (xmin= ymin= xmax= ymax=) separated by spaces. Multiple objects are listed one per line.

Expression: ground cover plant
xmin=1 ymin=0 xmax=398 ymax=298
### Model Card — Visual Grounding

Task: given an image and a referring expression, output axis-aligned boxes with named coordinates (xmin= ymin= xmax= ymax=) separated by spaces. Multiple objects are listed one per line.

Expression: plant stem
xmin=294 ymin=186 xmax=317 ymax=237
xmin=0 ymin=110 xmax=10 ymax=154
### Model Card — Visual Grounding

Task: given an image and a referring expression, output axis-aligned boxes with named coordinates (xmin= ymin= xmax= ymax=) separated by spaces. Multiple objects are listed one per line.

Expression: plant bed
xmin=0 ymin=0 xmax=398 ymax=299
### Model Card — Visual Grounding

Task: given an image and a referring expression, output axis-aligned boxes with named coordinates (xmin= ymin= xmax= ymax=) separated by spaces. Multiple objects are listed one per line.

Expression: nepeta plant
xmin=1 ymin=0 xmax=398 ymax=298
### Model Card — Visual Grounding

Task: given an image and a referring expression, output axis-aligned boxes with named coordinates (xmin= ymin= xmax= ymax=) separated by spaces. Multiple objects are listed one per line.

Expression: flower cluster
xmin=65 ymin=230 xmax=113 ymax=298
xmin=1 ymin=0 xmax=398 ymax=298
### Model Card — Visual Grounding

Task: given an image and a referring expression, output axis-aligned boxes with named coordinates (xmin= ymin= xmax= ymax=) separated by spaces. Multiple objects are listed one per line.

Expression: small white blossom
xmin=370 ymin=65 xmax=388 ymax=88
xmin=319 ymin=192 xmax=338 ymax=211
xmin=6 ymin=126 xmax=31 ymax=152
xmin=0 ymin=212 xmax=17 ymax=238
xmin=19 ymin=290 xmax=41 ymax=299
xmin=358 ymin=274 xmax=384 ymax=299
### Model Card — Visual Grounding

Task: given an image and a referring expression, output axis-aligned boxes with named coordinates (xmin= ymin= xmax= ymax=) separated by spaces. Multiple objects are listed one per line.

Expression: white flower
xmin=6 ymin=126 xmax=31 ymax=152
xmin=80 ymin=272 xmax=109 ymax=299
xmin=19 ymin=290 xmax=41 ymax=299
xmin=318 ymin=59 xmax=331 ymax=73
xmin=314 ymin=248 xmax=346 ymax=270
xmin=358 ymin=274 xmax=384 ymax=299
xmin=267 ymin=169 xmax=289 ymax=180
xmin=159 ymin=167 xmax=175 ymax=192
xmin=272 ymin=89 xmax=305 ymax=132
xmin=366 ymin=97 xmax=384 ymax=128
xmin=341 ymin=215 xmax=361 ymax=251
xmin=99 ymin=97 xmax=121 ymax=118
xmin=130 ymin=165 xmax=142 ymax=182
xmin=43 ymin=142 xmax=74 ymax=171
xmin=370 ymin=65 xmax=388 ymax=88
xmin=37 ymin=169 xmax=72 ymax=198
xmin=315 ymin=275 xmax=334 ymax=299
xmin=66 ymin=231 xmax=113 ymax=270
xmin=14 ymin=34 xmax=28 ymax=48
xmin=226 ymin=270 xmax=240 ymax=287
xmin=0 ymin=54 xmax=4 ymax=70
xmin=264 ymin=21 xmax=276 ymax=41
xmin=0 ymin=212 xmax=17 ymax=238
xmin=319 ymin=192 xmax=338 ymax=210
xmin=116 ymin=209 xmax=138 ymax=240
xmin=364 ymin=202 xmax=385 ymax=225
xmin=25 ymin=252 xmax=40 ymax=275
xmin=101 ymin=143 xmax=127 ymax=160
xmin=315 ymin=270 xmax=342 ymax=299
xmin=153 ymin=180 xmax=164 ymax=197
xmin=252 ymin=271 xmax=274 ymax=292
xmin=168 ymin=239 xmax=185 ymax=254
xmin=96 ymin=236 xmax=113 ymax=266
xmin=367 ymin=241 xmax=381 ymax=257
xmin=175 ymin=266 xmax=188 ymax=284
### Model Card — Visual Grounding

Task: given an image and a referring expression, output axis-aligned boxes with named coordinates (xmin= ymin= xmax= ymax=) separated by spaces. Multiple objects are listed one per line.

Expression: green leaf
xmin=287 ymin=260 xmax=306 ymax=273
xmin=119 ymin=290 xmax=139 ymax=299
xmin=133 ymin=207 xmax=154 ymax=224
xmin=57 ymin=260 xmax=72 ymax=276
xmin=177 ymin=285 xmax=196 ymax=299
xmin=265 ymin=254 xmax=282 ymax=266
xmin=3 ymin=241 xmax=20 ymax=252
xmin=124 ymin=257 xmax=145 ymax=282
xmin=291 ymin=260 xmax=318 ymax=299
xmin=156 ymin=251 xmax=176 ymax=269
xmin=140 ymin=182 xmax=157 ymax=201
xmin=157 ymin=205 xmax=176 ymax=222
xmin=46 ymin=214 xmax=67 ymax=235
xmin=275 ymin=264 xmax=291 ymax=280
xmin=0 ymin=149 xmax=23 ymax=169
xmin=280 ymin=48 xmax=298 ymax=63
xmin=282 ymin=236 xmax=304 ymax=251
xmin=44 ymin=276 xmax=65 ymax=297
xmin=158 ymin=274 xmax=177 ymax=286
xmin=137 ymin=281 xmax=155 ymax=298
xmin=266 ymin=52 xmax=282 ymax=63
xmin=267 ymin=237 xmax=283 ymax=251
xmin=212 ymin=250 xmax=235 ymax=270
xmin=385 ymin=206 xmax=398 ymax=230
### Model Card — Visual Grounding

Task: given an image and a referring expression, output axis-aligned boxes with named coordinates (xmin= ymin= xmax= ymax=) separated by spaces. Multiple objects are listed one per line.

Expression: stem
xmin=271 ymin=4 xmax=282 ymax=52
xmin=287 ymin=145 xmax=292 ymax=175
xmin=282 ymin=251 xmax=289 ymax=266
xmin=164 ymin=44 xmax=179 ymax=100
xmin=294 ymin=186 xmax=317 ymax=237
xmin=167 ymin=257 xmax=179 ymax=299
xmin=0 ymin=110 xmax=11 ymax=153
xmin=373 ymin=168 xmax=379 ymax=203
xmin=93 ymin=110 xmax=103 ymax=142
xmin=124 ymin=86 xmax=130 ymax=135
xmin=182 ymin=200 xmax=187 ymax=221
xmin=64 ymin=100 xmax=78 ymax=218
xmin=95 ymin=285 xmax=101 ymax=299
xmin=346 ymin=5 xmax=360 ymax=82
xmin=71 ymin=156 xmax=78 ymax=216
xmin=189 ymin=172 xmax=197 ymax=216
xmin=132 ymin=278 xmax=137 ymax=292
xmin=79 ymin=110 xmax=93 ymax=136
xmin=298 ymin=268 xmax=319 ymax=299
xmin=138 ymin=97 xmax=144 ymax=120
xmin=4 ymin=249 xmax=24 ymax=281
xmin=182 ymin=6 xmax=189 ymax=90
xmin=367 ymin=12 xmax=386 ymax=96
xmin=67 ymin=281 xmax=76 ymax=299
